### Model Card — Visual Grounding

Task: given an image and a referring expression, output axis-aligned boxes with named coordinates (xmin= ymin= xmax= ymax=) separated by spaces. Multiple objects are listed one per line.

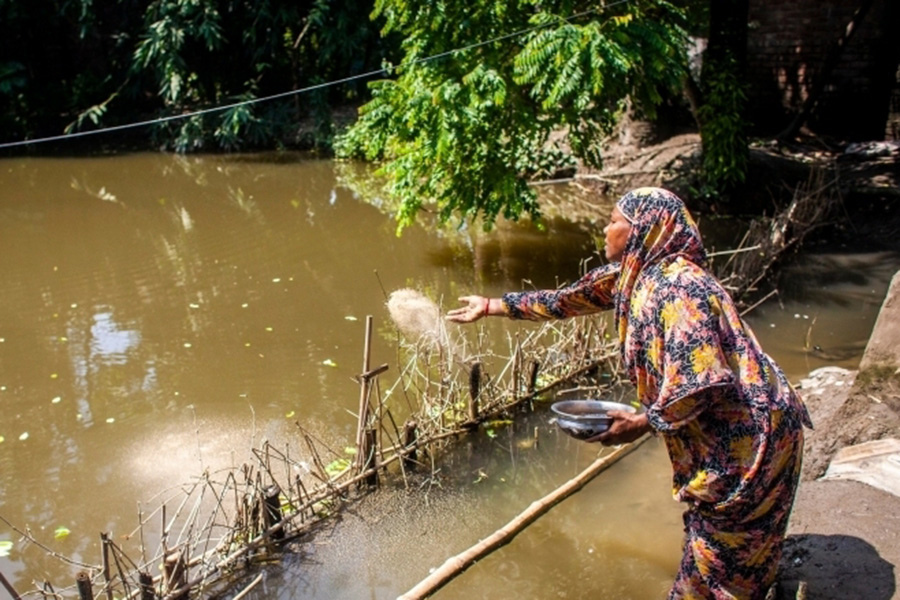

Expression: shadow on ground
xmin=779 ymin=533 xmax=896 ymax=599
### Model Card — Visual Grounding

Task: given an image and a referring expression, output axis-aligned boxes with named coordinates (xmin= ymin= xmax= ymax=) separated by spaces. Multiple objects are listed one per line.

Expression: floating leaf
xmin=272 ymin=278 xmax=281 ymax=283
xmin=54 ymin=526 xmax=71 ymax=540
xmin=52 ymin=396 xmax=62 ymax=404
xmin=265 ymin=327 xmax=274 ymax=332
xmin=344 ymin=316 xmax=358 ymax=321
xmin=324 ymin=458 xmax=350 ymax=477
xmin=183 ymin=342 xmax=192 ymax=348
xmin=106 ymin=417 xmax=115 ymax=424
xmin=285 ymin=410 xmax=295 ymax=418
xmin=0 ymin=540 xmax=12 ymax=557
xmin=18 ymin=432 xmax=28 ymax=441
xmin=322 ymin=359 xmax=337 ymax=367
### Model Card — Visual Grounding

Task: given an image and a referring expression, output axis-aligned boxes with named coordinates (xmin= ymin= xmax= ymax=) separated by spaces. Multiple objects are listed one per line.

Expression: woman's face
xmin=603 ymin=206 xmax=632 ymax=262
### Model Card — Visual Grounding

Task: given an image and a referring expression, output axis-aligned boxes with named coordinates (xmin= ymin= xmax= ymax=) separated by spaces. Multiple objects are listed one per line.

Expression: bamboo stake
xmin=355 ymin=315 xmax=374 ymax=475
xmin=138 ymin=572 xmax=154 ymax=600
xmin=100 ymin=533 xmax=113 ymax=600
xmin=1 ymin=571 xmax=23 ymax=600
xmin=75 ymin=572 xmax=93 ymax=600
xmin=397 ymin=435 xmax=650 ymax=600
xmin=467 ymin=362 xmax=482 ymax=423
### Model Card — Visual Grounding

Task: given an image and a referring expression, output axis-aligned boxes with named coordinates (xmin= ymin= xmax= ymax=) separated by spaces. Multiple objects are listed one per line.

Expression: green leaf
xmin=324 ymin=458 xmax=351 ymax=477
xmin=54 ymin=527 xmax=71 ymax=540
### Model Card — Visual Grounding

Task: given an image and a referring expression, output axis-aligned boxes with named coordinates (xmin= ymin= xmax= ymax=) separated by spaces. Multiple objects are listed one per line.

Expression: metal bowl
xmin=550 ymin=400 xmax=636 ymax=441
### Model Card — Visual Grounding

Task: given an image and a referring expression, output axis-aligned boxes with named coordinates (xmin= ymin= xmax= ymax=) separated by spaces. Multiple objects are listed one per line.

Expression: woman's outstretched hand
xmin=446 ymin=295 xmax=490 ymax=323
xmin=587 ymin=411 xmax=651 ymax=446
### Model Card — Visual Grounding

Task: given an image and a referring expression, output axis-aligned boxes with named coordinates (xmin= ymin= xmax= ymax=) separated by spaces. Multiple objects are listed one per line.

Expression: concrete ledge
xmin=859 ymin=270 xmax=900 ymax=373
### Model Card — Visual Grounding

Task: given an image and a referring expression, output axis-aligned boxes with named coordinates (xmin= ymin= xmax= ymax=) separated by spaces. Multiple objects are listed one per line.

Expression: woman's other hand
xmin=588 ymin=411 xmax=651 ymax=445
xmin=446 ymin=295 xmax=491 ymax=323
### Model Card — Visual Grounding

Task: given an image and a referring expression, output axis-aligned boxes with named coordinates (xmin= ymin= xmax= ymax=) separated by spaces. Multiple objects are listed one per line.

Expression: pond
xmin=0 ymin=153 xmax=896 ymax=598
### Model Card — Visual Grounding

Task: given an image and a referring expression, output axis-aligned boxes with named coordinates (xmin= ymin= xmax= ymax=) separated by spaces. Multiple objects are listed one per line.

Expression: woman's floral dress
xmin=502 ymin=188 xmax=812 ymax=600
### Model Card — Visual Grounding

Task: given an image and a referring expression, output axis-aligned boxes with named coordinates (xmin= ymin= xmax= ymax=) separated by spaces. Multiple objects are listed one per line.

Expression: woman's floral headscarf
xmin=612 ymin=187 xmax=707 ymax=346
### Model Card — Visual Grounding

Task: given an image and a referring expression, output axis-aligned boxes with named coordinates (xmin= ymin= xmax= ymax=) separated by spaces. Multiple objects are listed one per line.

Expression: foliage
xmin=335 ymin=0 xmax=689 ymax=233
xmin=697 ymin=61 xmax=748 ymax=192
xmin=0 ymin=0 xmax=398 ymax=151
xmin=694 ymin=0 xmax=749 ymax=196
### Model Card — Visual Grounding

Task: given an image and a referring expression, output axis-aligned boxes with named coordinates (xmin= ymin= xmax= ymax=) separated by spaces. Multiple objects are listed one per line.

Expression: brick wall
xmin=746 ymin=0 xmax=899 ymax=140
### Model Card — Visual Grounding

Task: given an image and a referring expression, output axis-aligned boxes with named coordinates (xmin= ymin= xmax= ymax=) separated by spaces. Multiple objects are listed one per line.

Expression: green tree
xmin=0 ymin=0 xmax=396 ymax=152
xmin=695 ymin=0 xmax=749 ymax=194
xmin=335 ymin=0 xmax=689 ymax=232
xmin=126 ymin=0 xmax=394 ymax=151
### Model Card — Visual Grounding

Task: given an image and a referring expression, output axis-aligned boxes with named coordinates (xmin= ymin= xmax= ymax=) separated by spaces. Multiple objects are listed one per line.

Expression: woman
xmin=447 ymin=187 xmax=811 ymax=600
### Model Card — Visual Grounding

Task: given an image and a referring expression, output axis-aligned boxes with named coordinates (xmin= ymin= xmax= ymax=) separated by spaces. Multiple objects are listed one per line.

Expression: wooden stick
xmin=1 ymin=571 xmax=23 ymax=600
xmin=397 ymin=435 xmax=650 ymax=600
xmin=355 ymin=315 xmax=374 ymax=474
xmin=231 ymin=574 xmax=263 ymax=600
xmin=100 ymin=533 xmax=113 ymax=600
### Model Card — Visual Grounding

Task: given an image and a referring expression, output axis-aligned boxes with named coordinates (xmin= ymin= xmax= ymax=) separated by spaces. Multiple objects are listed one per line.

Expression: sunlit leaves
xmin=698 ymin=56 xmax=748 ymax=190
xmin=324 ymin=458 xmax=351 ymax=477
xmin=337 ymin=0 xmax=689 ymax=232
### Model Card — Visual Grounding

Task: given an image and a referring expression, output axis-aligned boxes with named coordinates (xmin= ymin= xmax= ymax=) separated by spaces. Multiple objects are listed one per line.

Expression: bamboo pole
xmin=355 ymin=315 xmax=374 ymax=476
xmin=100 ymin=533 xmax=113 ymax=600
xmin=75 ymin=571 xmax=93 ymax=600
xmin=397 ymin=435 xmax=650 ymax=600
xmin=262 ymin=484 xmax=285 ymax=541
xmin=138 ymin=572 xmax=154 ymax=600
xmin=0 ymin=571 xmax=22 ymax=600
xmin=467 ymin=362 xmax=481 ymax=423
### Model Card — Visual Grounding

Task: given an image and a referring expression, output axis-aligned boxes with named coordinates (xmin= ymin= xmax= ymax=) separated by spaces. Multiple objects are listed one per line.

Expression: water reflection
xmin=0 ymin=153 xmax=897 ymax=598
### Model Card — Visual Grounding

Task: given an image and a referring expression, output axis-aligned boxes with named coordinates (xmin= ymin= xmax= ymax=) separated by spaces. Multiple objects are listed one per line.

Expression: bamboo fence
xmin=0 ymin=309 xmax=622 ymax=600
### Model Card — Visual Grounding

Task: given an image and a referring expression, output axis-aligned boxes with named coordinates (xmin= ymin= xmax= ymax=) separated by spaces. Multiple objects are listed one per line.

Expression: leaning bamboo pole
xmin=397 ymin=434 xmax=651 ymax=600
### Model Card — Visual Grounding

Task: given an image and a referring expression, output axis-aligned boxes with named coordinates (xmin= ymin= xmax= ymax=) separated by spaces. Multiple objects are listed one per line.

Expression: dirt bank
xmin=780 ymin=366 xmax=900 ymax=599
xmin=776 ymin=270 xmax=900 ymax=599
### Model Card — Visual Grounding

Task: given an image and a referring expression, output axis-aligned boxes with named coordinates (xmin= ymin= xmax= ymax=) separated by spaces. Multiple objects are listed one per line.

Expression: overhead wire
xmin=0 ymin=1 xmax=631 ymax=150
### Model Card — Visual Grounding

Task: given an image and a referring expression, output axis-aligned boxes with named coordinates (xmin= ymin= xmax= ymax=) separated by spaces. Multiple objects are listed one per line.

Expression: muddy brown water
xmin=0 ymin=153 xmax=896 ymax=598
